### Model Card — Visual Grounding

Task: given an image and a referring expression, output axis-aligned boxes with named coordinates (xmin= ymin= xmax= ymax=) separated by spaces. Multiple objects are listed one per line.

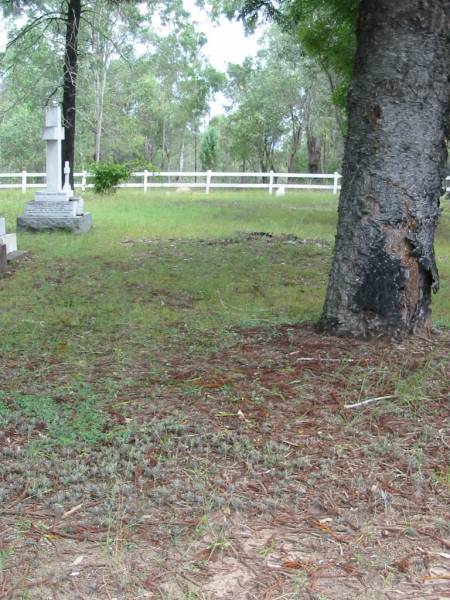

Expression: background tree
xmin=1 ymin=0 xmax=188 ymax=183
xmin=199 ymin=125 xmax=219 ymax=170
xmin=225 ymin=58 xmax=285 ymax=172
xmin=220 ymin=0 xmax=358 ymax=109
xmin=0 ymin=21 xmax=64 ymax=169
xmin=222 ymin=28 xmax=342 ymax=173
xmin=0 ymin=0 xmax=223 ymax=172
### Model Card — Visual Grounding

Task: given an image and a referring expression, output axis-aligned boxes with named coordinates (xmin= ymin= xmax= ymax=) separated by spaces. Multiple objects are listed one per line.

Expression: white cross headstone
xmin=43 ymin=101 xmax=65 ymax=194
xmin=17 ymin=102 xmax=92 ymax=232
xmin=0 ymin=216 xmax=18 ymax=254
xmin=63 ymin=161 xmax=73 ymax=196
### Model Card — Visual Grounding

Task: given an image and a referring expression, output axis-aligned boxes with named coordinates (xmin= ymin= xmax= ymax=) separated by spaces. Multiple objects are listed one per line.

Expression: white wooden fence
xmin=0 ymin=170 xmax=343 ymax=194
xmin=2 ymin=169 xmax=450 ymax=195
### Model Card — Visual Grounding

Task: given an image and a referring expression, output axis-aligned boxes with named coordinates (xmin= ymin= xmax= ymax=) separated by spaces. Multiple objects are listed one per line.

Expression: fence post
xmin=268 ymin=170 xmax=274 ymax=195
xmin=143 ymin=170 xmax=148 ymax=193
xmin=82 ymin=171 xmax=87 ymax=192
xmin=21 ymin=170 xmax=27 ymax=193
xmin=333 ymin=171 xmax=339 ymax=195
xmin=206 ymin=169 xmax=212 ymax=194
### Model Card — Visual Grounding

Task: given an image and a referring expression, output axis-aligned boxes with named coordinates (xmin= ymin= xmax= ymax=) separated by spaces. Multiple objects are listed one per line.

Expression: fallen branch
xmin=344 ymin=395 xmax=396 ymax=409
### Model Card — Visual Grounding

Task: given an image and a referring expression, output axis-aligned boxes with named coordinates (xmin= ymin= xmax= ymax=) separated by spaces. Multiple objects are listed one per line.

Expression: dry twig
xmin=344 ymin=395 xmax=396 ymax=409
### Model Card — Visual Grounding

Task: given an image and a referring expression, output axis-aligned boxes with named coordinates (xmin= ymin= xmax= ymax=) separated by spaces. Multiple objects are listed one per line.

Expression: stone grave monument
xmin=0 ymin=217 xmax=18 ymax=255
xmin=17 ymin=101 xmax=92 ymax=232
xmin=0 ymin=216 xmax=21 ymax=275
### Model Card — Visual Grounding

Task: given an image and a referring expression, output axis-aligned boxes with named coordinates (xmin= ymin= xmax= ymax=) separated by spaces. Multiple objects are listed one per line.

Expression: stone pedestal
xmin=17 ymin=208 xmax=92 ymax=232
xmin=16 ymin=102 xmax=92 ymax=233
xmin=17 ymin=194 xmax=91 ymax=232
xmin=0 ymin=217 xmax=18 ymax=254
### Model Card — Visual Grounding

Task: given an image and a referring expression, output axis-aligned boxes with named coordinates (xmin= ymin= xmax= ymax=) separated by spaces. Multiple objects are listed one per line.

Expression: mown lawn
xmin=0 ymin=190 xmax=449 ymax=599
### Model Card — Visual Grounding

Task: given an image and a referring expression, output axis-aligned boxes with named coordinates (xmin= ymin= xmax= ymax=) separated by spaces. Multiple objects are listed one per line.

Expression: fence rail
xmin=0 ymin=170 xmax=343 ymax=194
xmin=2 ymin=170 xmax=450 ymax=195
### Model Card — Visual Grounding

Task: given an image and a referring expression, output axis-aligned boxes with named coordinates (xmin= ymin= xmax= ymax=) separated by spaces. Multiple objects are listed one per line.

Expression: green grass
xmin=0 ymin=188 xmax=449 ymax=445
xmin=0 ymin=190 xmax=336 ymax=357
xmin=0 ymin=189 xmax=449 ymax=598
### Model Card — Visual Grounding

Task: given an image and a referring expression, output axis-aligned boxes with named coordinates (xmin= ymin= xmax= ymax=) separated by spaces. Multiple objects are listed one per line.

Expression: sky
xmin=182 ymin=1 xmax=264 ymax=116
xmin=182 ymin=1 xmax=262 ymax=71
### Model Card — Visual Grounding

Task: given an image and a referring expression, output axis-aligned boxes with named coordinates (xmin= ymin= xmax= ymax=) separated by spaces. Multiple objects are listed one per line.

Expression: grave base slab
xmin=17 ymin=212 xmax=92 ymax=233
xmin=7 ymin=250 xmax=28 ymax=261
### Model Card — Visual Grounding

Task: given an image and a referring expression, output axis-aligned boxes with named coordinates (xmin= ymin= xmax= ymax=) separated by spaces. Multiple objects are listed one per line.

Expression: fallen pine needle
xmin=344 ymin=395 xmax=396 ymax=409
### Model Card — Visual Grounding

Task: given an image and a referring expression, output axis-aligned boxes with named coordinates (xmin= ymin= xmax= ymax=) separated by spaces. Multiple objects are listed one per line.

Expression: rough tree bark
xmin=62 ymin=0 xmax=81 ymax=188
xmin=307 ymin=132 xmax=321 ymax=173
xmin=319 ymin=0 xmax=450 ymax=337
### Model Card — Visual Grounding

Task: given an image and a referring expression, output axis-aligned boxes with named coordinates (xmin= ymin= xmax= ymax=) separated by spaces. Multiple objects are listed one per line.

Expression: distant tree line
xmin=0 ymin=0 xmax=344 ymax=174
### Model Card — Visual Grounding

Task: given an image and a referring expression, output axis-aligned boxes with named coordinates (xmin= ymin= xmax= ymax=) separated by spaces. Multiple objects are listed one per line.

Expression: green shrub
xmin=90 ymin=162 xmax=130 ymax=194
xmin=200 ymin=126 xmax=219 ymax=170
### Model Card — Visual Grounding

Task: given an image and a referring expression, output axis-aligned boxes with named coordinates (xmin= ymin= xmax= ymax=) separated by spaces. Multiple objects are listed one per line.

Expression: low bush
xmin=90 ymin=162 xmax=130 ymax=194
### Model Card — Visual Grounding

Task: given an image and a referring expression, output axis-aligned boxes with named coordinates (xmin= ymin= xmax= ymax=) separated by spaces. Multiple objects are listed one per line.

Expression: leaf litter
xmin=0 ymin=321 xmax=449 ymax=599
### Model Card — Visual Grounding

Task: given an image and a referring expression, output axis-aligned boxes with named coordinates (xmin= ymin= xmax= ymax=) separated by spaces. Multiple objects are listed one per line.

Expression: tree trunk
xmin=194 ymin=126 xmax=198 ymax=182
xmin=320 ymin=132 xmax=326 ymax=173
xmin=319 ymin=0 xmax=450 ymax=338
xmin=323 ymin=68 xmax=347 ymax=139
xmin=93 ymin=48 xmax=108 ymax=164
xmin=94 ymin=71 xmax=106 ymax=163
xmin=160 ymin=119 xmax=167 ymax=171
xmin=178 ymin=134 xmax=185 ymax=174
xmin=307 ymin=133 xmax=321 ymax=173
xmin=62 ymin=0 xmax=81 ymax=188
xmin=287 ymin=107 xmax=302 ymax=175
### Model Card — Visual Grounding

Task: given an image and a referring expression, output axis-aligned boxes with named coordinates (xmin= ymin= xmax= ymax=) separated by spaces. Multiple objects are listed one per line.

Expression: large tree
xmin=61 ymin=0 xmax=81 ymax=187
xmin=319 ymin=0 xmax=450 ymax=337
xmin=228 ymin=0 xmax=450 ymax=337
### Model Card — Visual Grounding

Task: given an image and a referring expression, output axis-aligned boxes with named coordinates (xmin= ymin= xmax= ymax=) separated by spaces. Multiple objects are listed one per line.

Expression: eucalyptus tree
xmin=256 ymin=29 xmax=305 ymax=173
xmin=222 ymin=30 xmax=339 ymax=174
xmin=256 ymin=27 xmax=343 ymax=173
xmin=222 ymin=0 xmax=450 ymax=338
xmin=1 ymin=0 xmax=125 ymax=183
xmin=1 ymin=0 xmax=189 ymax=183
xmin=72 ymin=23 xmax=223 ymax=169
xmin=143 ymin=26 xmax=224 ymax=170
xmin=225 ymin=58 xmax=288 ymax=172
xmin=78 ymin=0 xmax=143 ymax=162
xmin=0 ymin=28 xmax=61 ymax=169
xmin=2 ymin=0 xmax=94 ymax=183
